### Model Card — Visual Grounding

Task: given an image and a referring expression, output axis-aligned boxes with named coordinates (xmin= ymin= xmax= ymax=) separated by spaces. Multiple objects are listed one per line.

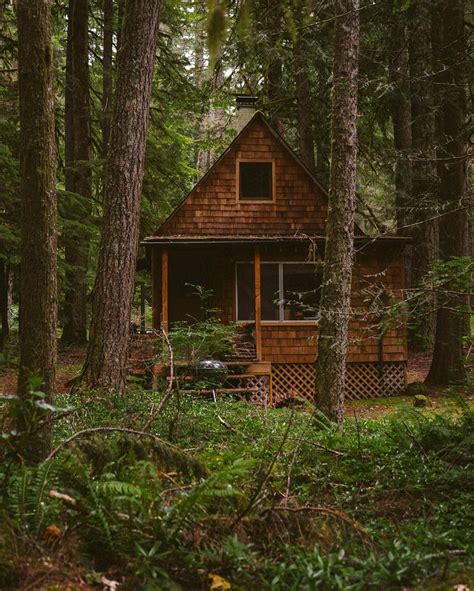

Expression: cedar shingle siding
xmin=157 ymin=114 xmax=328 ymax=237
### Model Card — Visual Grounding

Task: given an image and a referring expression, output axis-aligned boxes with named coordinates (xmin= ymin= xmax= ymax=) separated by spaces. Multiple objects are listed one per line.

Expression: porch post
xmin=254 ymin=245 xmax=262 ymax=360
xmin=161 ymin=246 xmax=169 ymax=334
xmin=151 ymin=248 xmax=160 ymax=329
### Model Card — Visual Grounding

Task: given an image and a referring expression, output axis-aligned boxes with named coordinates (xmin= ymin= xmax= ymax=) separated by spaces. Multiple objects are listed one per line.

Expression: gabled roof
xmin=143 ymin=111 xmax=363 ymax=242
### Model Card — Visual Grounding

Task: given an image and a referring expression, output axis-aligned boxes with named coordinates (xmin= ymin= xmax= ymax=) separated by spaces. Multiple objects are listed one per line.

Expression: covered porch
xmin=145 ymin=236 xmax=408 ymax=404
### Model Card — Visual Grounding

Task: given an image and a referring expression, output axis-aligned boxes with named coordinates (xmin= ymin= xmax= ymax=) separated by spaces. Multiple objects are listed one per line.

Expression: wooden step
xmin=167 ymin=373 xmax=266 ymax=382
xmin=180 ymin=387 xmax=260 ymax=394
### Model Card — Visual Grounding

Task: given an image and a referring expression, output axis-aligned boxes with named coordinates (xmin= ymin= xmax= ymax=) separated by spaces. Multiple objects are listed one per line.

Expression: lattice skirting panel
xmin=271 ymin=364 xmax=315 ymax=404
xmin=234 ymin=375 xmax=270 ymax=406
xmin=271 ymin=362 xmax=407 ymax=404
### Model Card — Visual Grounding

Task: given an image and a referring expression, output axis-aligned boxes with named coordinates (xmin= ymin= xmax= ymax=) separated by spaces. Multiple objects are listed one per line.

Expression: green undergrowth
xmin=1 ymin=388 xmax=473 ymax=590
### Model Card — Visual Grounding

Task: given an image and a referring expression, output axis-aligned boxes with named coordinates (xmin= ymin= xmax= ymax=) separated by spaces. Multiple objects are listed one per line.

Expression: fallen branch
xmin=266 ymin=505 xmax=371 ymax=539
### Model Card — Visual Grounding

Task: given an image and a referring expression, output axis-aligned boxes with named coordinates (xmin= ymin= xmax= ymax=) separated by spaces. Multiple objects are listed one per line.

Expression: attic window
xmin=239 ymin=161 xmax=273 ymax=201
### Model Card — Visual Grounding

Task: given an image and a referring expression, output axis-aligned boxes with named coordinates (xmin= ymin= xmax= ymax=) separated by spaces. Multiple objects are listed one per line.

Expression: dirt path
xmin=406 ymin=351 xmax=433 ymax=383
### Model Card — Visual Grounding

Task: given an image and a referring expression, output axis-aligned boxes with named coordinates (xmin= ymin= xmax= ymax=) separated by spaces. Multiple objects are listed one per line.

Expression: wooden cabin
xmin=143 ymin=101 xmax=409 ymax=404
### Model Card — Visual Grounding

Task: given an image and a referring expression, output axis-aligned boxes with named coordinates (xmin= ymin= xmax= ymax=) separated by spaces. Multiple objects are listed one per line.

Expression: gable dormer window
xmin=238 ymin=160 xmax=274 ymax=201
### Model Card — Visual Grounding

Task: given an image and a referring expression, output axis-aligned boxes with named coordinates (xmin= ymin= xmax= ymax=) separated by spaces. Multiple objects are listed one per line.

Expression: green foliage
xmin=406 ymin=381 xmax=426 ymax=396
xmin=1 ymin=391 xmax=472 ymax=588
xmin=260 ymin=541 xmax=450 ymax=590
xmin=0 ymin=379 xmax=73 ymax=463
xmin=6 ymin=462 xmax=59 ymax=537
xmin=429 ymin=257 xmax=473 ymax=297
xmin=162 ymin=285 xmax=238 ymax=366
xmin=413 ymin=393 xmax=429 ymax=407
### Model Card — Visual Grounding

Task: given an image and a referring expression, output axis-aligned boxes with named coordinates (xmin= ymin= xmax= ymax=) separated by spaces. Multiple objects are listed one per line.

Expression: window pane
xmin=283 ymin=264 xmax=322 ymax=320
xmin=239 ymin=162 xmax=273 ymax=200
xmin=261 ymin=263 xmax=280 ymax=320
xmin=236 ymin=263 xmax=255 ymax=320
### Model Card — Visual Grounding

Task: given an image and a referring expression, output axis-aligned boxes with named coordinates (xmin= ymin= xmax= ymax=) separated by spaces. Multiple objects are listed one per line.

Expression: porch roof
xmin=141 ymin=234 xmax=411 ymax=246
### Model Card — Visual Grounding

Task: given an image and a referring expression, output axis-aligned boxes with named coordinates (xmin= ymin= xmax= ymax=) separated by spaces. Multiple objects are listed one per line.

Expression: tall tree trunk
xmin=314 ymin=20 xmax=332 ymax=188
xmin=16 ymin=0 xmax=57 ymax=461
xmin=293 ymin=4 xmax=315 ymax=171
xmin=314 ymin=80 xmax=331 ymax=188
xmin=102 ymin=0 xmax=113 ymax=158
xmin=388 ymin=1 xmax=412 ymax=233
xmin=61 ymin=0 xmax=91 ymax=346
xmin=263 ymin=0 xmax=284 ymax=135
xmin=426 ymin=0 xmax=467 ymax=384
xmin=314 ymin=0 xmax=360 ymax=424
xmin=77 ymin=0 xmax=161 ymax=393
xmin=407 ymin=0 xmax=438 ymax=351
xmin=0 ymin=261 xmax=10 ymax=351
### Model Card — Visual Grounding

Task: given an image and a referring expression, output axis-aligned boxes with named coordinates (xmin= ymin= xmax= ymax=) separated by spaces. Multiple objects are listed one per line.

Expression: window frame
xmin=235 ymin=261 xmax=321 ymax=324
xmin=236 ymin=158 xmax=276 ymax=203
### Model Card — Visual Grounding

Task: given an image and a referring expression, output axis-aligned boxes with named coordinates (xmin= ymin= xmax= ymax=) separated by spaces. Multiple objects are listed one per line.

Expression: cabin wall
xmin=150 ymin=243 xmax=407 ymax=365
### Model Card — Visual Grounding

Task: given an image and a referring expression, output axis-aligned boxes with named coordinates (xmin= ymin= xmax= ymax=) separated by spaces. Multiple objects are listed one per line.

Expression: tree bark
xmin=263 ymin=0 xmax=284 ymax=135
xmin=293 ymin=4 xmax=316 ymax=171
xmin=102 ymin=0 xmax=113 ymax=158
xmin=61 ymin=0 xmax=91 ymax=346
xmin=387 ymin=1 xmax=412 ymax=233
xmin=77 ymin=0 xmax=161 ymax=394
xmin=0 ymin=261 xmax=10 ymax=351
xmin=407 ymin=0 xmax=438 ymax=351
xmin=314 ymin=0 xmax=359 ymax=424
xmin=16 ymin=0 xmax=57 ymax=461
xmin=314 ymin=18 xmax=332 ymax=189
xmin=426 ymin=0 xmax=468 ymax=384
xmin=314 ymin=92 xmax=331 ymax=188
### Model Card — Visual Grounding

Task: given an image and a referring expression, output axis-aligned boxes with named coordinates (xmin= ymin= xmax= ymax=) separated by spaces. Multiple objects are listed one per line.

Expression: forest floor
xmin=1 ymin=383 xmax=473 ymax=590
xmin=1 ymin=346 xmax=468 ymax=415
xmin=1 ymin=344 xmax=472 ymax=589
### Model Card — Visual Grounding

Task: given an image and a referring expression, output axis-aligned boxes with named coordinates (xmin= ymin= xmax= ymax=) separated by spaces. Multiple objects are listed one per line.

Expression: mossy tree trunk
xmin=426 ymin=0 xmax=468 ymax=385
xmin=263 ymin=0 xmax=285 ymax=135
xmin=293 ymin=2 xmax=315 ymax=172
xmin=0 ymin=261 xmax=10 ymax=351
xmin=77 ymin=0 xmax=161 ymax=394
xmin=61 ymin=0 xmax=91 ymax=346
xmin=387 ymin=0 xmax=412 ymax=234
xmin=102 ymin=0 xmax=113 ymax=159
xmin=16 ymin=0 xmax=58 ymax=461
xmin=314 ymin=0 xmax=359 ymax=424
xmin=407 ymin=0 xmax=438 ymax=351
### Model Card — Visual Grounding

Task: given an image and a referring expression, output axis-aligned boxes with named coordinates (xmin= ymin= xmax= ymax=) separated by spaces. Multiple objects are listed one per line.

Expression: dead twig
xmin=142 ymin=329 xmax=175 ymax=431
xmin=401 ymin=421 xmax=429 ymax=460
xmin=233 ymin=409 xmax=295 ymax=526
xmin=48 ymin=490 xmax=77 ymax=507
xmin=353 ymin=408 xmax=362 ymax=451
xmin=294 ymin=436 xmax=346 ymax=457
xmin=283 ymin=446 xmax=299 ymax=506
xmin=212 ymin=388 xmax=239 ymax=433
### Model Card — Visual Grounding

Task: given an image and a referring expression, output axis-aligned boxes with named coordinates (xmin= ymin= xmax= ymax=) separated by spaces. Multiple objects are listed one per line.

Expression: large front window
xmin=236 ymin=262 xmax=322 ymax=321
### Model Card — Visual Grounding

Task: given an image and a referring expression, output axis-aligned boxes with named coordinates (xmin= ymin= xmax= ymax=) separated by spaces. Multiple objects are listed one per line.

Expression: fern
xmin=168 ymin=457 xmax=254 ymax=536
xmin=98 ymin=480 xmax=143 ymax=498
xmin=7 ymin=461 xmax=58 ymax=536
